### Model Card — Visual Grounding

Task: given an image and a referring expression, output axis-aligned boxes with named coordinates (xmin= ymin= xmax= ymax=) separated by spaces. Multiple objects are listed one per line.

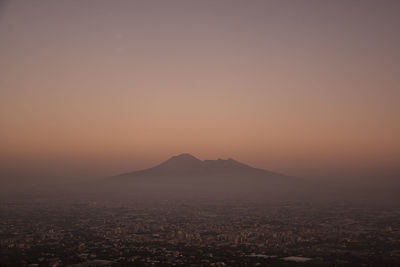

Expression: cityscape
xmin=1 ymin=199 xmax=399 ymax=266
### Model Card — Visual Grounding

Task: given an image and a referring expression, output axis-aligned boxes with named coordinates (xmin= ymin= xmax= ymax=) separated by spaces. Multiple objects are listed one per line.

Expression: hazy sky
xmin=1 ymin=0 xmax=399 ymax=181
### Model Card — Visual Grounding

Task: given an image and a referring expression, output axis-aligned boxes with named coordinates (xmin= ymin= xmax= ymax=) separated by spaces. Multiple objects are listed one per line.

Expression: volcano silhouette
xmin=117 ymin=153 xmax=281 ymax=178
xmin=99 ymin=153 xmax=313 ymax=200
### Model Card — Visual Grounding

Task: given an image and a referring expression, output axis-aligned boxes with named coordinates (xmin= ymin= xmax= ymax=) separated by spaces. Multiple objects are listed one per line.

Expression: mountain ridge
xmin=97 ymin=153 xmax=321 ymax=201
xmin=115 ymin=153 xmax=283 ymax=178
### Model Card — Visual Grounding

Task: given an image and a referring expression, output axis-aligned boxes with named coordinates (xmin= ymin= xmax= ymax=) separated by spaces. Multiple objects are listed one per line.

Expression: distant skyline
xmin=1 ymin=1 xmax=399 ymax=181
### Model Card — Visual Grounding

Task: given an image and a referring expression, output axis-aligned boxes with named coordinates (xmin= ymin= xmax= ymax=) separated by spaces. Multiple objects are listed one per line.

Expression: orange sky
xmin=1 ymin=1 xmax=399 ymax=180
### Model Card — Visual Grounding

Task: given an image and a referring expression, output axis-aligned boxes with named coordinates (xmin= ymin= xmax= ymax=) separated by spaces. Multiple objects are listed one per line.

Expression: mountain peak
xmin=151 ymin=153 xmax=204 ymax=175
xmin=169 ymin=153 xmax=200 ymax=161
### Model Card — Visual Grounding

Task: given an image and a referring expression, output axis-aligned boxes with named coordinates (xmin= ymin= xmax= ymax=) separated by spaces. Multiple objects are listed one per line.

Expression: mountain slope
xmin=94 ymin=154 xmax=319 ymax=201
xmin=116 ymin=153 xmax=284 ymax=179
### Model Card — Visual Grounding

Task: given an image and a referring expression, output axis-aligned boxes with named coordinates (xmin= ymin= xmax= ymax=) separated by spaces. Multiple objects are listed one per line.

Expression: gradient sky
xmin=1 ymin=0 xmax=399 ymax=181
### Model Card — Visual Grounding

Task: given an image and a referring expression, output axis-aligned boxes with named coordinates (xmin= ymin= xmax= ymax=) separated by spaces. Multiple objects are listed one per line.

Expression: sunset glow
xmin=1 ymin=1 xmax=399 ymax=180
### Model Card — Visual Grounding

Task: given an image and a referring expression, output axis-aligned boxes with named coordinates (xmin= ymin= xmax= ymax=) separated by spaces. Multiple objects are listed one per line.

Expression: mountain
xmin=116 ymin=153 xmax=281 ymax=178
xmin=98 ymin=153 xmax=316 ymax=201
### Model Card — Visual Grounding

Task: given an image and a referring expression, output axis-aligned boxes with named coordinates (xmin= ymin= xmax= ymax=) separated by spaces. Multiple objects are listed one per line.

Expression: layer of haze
xmin=1 ymin=1 xmax=399 ymax=185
